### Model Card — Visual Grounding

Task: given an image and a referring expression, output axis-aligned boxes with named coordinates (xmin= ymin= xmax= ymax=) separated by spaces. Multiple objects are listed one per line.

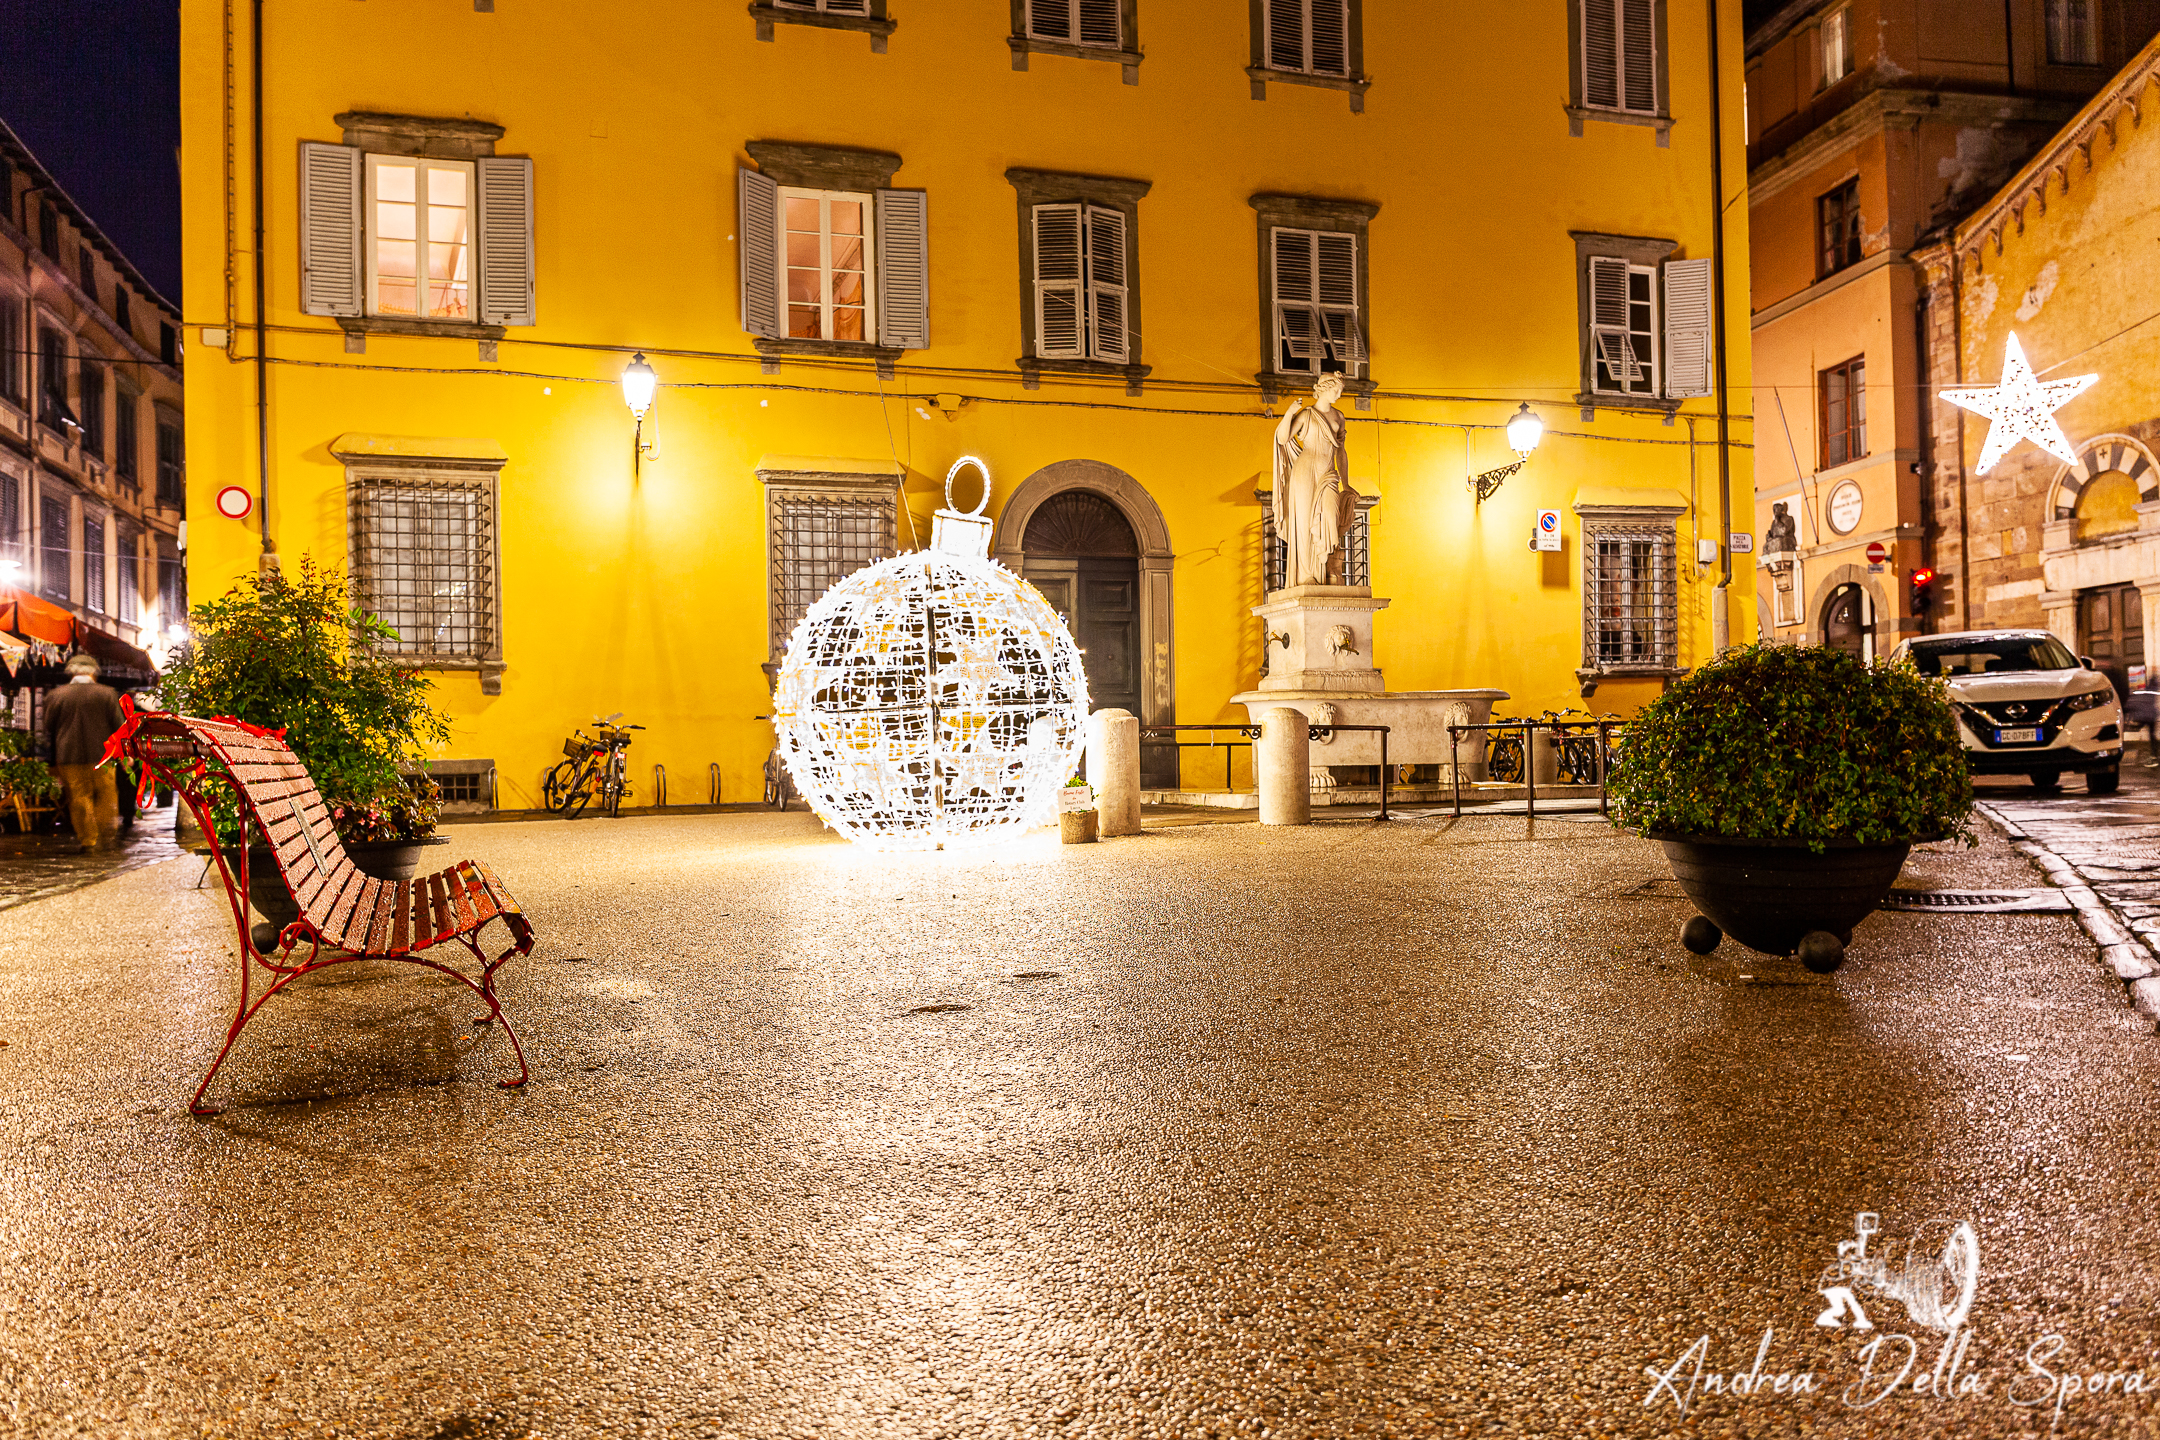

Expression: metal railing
xmin=1446 ymin=718 xmax=1620 ymax=818
xmin=1139 ymin=721 xmax=1394 ymax=820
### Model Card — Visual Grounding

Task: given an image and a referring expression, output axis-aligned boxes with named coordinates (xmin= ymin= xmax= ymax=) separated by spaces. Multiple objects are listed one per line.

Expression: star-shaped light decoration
xmin=1940 ymin=332 xmax=2098 ymax=474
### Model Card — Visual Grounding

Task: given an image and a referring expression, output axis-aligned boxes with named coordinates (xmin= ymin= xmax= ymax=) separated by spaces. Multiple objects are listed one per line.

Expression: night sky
xmin=1 ymin=0 xmax=182 ymax=304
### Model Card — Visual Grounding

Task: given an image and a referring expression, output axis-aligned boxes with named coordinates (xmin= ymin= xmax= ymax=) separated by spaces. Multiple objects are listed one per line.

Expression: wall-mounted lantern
xmin=621 ymin=352 xmax=658 ymax=476
xmin=1472 ymin=402 xmax=1543 ymax=505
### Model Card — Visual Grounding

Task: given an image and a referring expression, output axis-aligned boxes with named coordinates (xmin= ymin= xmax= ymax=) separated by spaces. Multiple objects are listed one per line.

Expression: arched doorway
xmin=1021 ymin=491 xmax=1140 ymax=717
xmin=993 ymin=459 xmax=1177 ymax=785
xmin=1823 ymin=582 xmax=1875 ymax=661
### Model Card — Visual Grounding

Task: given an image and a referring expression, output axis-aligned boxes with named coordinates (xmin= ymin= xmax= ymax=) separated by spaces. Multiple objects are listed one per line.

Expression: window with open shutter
xmin=1030 ymin=0 xmax=1120 ymax=45
xmin=1661 ymin=256 xmax=1712 ymax=399
xmin=738 ymin=168 xmax=782 ymax=339
xmin=1267 ymin=0 xmax=1350 ymax=75
xmin=875 ymin=188 xmax=929 ymax=350
xmin=1588 ymin=255 xmax=1657 ymax=398
xmin=475 ymin=156 xmax=535 ymax=327
xmin=299 ymin=141 xmax=363 ymax=318
xmin=1272 ymin=227 xmax=1363 ymax=378
xmin=1581 ymin=0 xmax=1659 ymax=115
xmin=1031 ymin=203 xmax=1130 ymax=363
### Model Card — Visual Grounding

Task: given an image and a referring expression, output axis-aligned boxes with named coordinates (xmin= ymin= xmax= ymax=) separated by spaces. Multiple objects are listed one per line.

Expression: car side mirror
xmin=2081 ymin=656 xmax=2098 ymax=670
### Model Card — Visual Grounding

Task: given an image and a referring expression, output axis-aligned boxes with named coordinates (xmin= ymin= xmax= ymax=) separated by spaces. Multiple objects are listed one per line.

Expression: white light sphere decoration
xmin=773 ymin=457 xmax=1091 ymax=851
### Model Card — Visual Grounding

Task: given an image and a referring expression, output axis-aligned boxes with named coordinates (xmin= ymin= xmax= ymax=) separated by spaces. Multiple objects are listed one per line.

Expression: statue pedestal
xmin=1251 ymin=585 xmax=1388 ymax=693
xmin=1230 ymin=584 xmax=1508 ymax=780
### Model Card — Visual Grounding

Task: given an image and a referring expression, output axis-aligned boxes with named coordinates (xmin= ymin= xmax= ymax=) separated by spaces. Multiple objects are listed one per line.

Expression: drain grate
xmin=1879 ymin=889 xmax=2074 ymax=913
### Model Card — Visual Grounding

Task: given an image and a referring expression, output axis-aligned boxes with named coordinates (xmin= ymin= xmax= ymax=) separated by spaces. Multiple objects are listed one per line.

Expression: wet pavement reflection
xmin=0 ymin=807 xmax=2156 ymax=1437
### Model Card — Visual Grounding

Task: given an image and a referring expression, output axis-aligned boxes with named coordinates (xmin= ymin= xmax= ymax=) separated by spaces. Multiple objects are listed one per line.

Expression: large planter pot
xmin=1655 ymin=834 xmax=1915 ymax=973
xmin=240 ymin=836 xmax=450 ymax=949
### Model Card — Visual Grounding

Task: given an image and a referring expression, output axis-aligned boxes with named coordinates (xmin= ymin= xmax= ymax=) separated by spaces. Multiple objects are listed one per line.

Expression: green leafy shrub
xmin=155 ymin=558 xmax=451 ymax=844
xmin=0 ymin=728 xmax=58 ymax=803
xmin=1610 ymin=643 xmax=1974 ymax=850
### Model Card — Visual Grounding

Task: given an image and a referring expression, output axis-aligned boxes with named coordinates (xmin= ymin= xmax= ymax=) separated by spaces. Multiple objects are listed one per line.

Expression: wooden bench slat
xmin=390 ymin=880 xmax=413 ymax=954
xmin=368 ymin=881 xmax=399 ymax=952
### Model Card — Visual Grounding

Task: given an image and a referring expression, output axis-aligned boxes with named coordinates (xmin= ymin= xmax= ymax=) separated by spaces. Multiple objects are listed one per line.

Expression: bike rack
xmin=708 ymin=762 xmax=723 ymax=806
xmin=652 ymin=764 xmax=667 ymax=808
xmin=1446 ymin=719 xmax=1618 ymax=819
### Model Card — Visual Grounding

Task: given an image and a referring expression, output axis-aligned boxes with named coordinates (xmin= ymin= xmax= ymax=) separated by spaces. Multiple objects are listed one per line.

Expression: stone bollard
xmin=1529 ymin=727 xmax=1561 ymax=786
xmin=1088 ymin=708 xmax=1143 ymax=837
xmin=1258 ymin=706 xmax=1312 ymax=826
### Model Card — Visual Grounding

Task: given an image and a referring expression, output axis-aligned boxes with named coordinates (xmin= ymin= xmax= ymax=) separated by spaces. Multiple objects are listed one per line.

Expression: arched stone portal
xmin=994 ymin=460 xmax=1176 ymax=785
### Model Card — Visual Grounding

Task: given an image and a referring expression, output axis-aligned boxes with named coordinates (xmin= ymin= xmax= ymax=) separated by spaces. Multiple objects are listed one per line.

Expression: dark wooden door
xmin=2080 ymin=582 xmax=2144 ymax=699
xmin=1023 ymin=561 xmax=1139 ymax=715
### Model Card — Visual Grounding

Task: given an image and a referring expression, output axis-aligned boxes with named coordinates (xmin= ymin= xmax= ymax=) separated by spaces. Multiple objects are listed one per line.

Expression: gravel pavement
xmin=0 ymin=806 xmax=2156 ymax=1438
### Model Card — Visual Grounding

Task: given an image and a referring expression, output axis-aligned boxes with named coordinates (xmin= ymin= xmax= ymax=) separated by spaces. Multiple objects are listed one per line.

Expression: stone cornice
xmin=1749 ymin=88 xmax=2078 ymax=206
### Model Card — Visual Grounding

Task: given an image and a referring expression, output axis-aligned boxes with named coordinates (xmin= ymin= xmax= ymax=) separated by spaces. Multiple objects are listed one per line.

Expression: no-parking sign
xmin=1534 ymin=510 xmax=1562 ymax=552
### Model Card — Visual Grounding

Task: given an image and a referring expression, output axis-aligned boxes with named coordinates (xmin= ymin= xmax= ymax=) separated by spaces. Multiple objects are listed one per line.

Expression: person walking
xmin=44 ymin=654 xmax=126 ymax=853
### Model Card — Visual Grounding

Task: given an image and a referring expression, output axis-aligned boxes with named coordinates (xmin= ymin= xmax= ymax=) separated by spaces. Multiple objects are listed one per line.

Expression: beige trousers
xmin=55 ymin=764 xmax=119 ymax=850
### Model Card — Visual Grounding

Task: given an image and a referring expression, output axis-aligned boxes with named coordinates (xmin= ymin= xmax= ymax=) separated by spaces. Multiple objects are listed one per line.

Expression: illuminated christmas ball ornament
xmin=774 ymin=458 xmax=1090 ymax=851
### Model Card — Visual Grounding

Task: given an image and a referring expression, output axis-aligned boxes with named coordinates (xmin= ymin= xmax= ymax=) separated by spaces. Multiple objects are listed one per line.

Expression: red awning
xmin=0 ymin=589 xmax=79 ymax=647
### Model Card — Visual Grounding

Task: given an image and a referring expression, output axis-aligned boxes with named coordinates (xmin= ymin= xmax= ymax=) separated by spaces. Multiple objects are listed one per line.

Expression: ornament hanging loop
xmin=945 ymin=456 xmax=992 ymax=517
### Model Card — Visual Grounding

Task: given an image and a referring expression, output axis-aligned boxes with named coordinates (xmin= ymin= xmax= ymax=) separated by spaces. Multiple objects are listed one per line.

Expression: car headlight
xmin=2065 ymin=688 xmax=2116 ymax=713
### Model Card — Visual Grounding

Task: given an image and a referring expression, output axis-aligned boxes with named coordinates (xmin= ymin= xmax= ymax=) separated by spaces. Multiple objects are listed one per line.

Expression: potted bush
xmin=156 ymin=559 xmax=453 ymax=926
xmin=1609 ymin=643 xmax=1974 ymax=973
xmin=0 ymin=727 xmax=60 ymax=831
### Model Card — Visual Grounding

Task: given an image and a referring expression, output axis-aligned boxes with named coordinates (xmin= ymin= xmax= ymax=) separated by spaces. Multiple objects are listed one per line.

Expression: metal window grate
xmin=435 ymin=772 xmax=483 ymax=803
xmin=771 ymin=492 xmax=894 ymax=657
xmin=350 ymin=474 xmax=497 ymax=664
xmin=1259 ymin=492 xmax=1370 ymax=592
xmin=1584 ymin=526 xmax=1675 ymax=669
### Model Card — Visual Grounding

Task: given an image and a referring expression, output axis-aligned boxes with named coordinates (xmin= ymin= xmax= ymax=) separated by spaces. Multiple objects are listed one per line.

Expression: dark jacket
xmin=43 ymin=680 xmax=126 ymax=767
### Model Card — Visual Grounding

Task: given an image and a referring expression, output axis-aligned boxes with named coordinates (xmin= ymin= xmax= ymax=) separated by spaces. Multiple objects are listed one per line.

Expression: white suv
xmin=1889 ymin=630 xmax=2123 ymax=794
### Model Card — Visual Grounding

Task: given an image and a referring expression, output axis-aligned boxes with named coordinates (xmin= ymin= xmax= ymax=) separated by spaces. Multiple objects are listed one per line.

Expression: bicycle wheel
xmin=565 ymin=761 xmax=597 ymax=819
xmin=603 ymin=755 xmax=625 ymax=817
xmin=1488 ymin=737 xmax=1524 ymax=784
xmin=542 ymin=760 xmax=575 ymax=812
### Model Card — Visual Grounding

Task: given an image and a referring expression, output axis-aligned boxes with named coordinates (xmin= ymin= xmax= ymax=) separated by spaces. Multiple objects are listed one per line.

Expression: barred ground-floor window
xmin=349 ymin=473 xmax=499 ymax=665
xmin=758 ymin=462 xmax=902 ymax=665
xmin=1574 ymin=500 xmax=1684 ymax=684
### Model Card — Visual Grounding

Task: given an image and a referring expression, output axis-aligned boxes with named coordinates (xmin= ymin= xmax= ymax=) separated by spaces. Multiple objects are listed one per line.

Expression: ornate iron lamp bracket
xmin=1471 ymin=460 xmax=1525 ymax=505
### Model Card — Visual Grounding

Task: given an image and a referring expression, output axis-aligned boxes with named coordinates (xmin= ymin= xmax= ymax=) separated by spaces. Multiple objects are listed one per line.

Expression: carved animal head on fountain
xmin=1328 ymin=624 xmax=1359 ymax=662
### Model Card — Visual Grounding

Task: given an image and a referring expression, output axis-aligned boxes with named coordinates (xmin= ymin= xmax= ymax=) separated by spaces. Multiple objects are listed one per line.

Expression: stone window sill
xmin=1247 ymin=66 xmax=1371 ymax=113
xmin=339 ymin=315 xmax=506 ymax=359
xmin=1259 ymin=371 xmax=1376 ymax=411
xmin=1019 ymin=356 xmax=1151 ymax=396
xmin=407 ymin=657 xmax=506 ymax=694
xmin=750 ymin=4 xmax=896 ymax=52
xmin=1576 ymin=663 xmax=1685 ymax=697
xmin=1011 ymin=35 xmax=1141 ymax=84
xmin=754 ymin=335 xmax=908 ymax=380
xmin=1575 ymin=390 xmax=1680 ymax=423
xmin=1567 ymin=105 xmax=1674 ymax=146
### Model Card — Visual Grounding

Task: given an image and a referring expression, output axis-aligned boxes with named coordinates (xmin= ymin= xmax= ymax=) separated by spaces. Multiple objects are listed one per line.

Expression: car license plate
xmin=1996 ymin=727 xmax=2041 ymax=744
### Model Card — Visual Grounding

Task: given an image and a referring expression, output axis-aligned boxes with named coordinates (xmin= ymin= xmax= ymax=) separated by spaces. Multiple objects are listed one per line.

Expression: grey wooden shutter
xmin=1309 ymin=0 xmax=1349 ymax=74
xmin=1589 ymin=256 xmax=1636 ymax=389
xmin=1621 ymin=0 xmax=1657 ymax=112
xmin=1662 ymin=257 xmax=1713 ymax=398
xmin=1085 ymin=205 xmax=1128 ymax=364
xmin=298 ymin=142 xmax=363 ymax=318
xmin=1315 ymin=232 xmax=1360 ymax=373
xmin=1078 ymin=0 xmax=1120 ymax=46
xmin=1029 ymin=0 xmax=1073 ymax=40
xmin=1267 ymin=0 xmax=1306 ymax=70
xmin=874 ymin=188 xmax=929 ymax=350
xmin=475 ymin=156 xmax=536 ymax=327
xmin=1272 ymin=228 xmax=1317 ymax=367
xmin=1033 ymin=204 xmax=1085 ymax=359
xmin=1583 ymin=0 xmax=1620 ymax=109
xmin=738 ymin=168 xmax=782 ymax=339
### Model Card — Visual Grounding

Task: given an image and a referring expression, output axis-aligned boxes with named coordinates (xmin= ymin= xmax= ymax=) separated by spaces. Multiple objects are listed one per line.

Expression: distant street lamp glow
xmin=1506 ymin=402 xmax=1544 ymax=458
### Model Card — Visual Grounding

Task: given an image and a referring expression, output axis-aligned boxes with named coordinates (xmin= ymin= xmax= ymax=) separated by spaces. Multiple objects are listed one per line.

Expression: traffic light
xmin=1910 ymin=567 xmax=1935 ymax=614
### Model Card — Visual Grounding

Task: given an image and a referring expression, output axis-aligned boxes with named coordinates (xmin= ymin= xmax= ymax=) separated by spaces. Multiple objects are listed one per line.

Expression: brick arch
xmin=2049 ymin=433 xmax=2160 ymax=520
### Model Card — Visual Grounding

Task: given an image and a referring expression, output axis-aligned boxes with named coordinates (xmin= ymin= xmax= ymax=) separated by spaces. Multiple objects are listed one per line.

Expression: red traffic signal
xmin=1909 ymin=567 xmax=1936 ymax=613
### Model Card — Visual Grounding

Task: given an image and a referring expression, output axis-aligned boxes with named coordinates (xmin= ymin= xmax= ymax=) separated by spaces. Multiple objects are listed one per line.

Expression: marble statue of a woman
xmin=1271 ymin=374 xmax=1360 ymax=590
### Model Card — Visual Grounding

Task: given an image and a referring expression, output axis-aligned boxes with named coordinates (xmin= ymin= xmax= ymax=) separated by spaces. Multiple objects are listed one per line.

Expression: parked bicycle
xmin=1482 ymin=709 xmax=1621 ymax=786
xmin=542 ymin=713 xmax=644 ymax=818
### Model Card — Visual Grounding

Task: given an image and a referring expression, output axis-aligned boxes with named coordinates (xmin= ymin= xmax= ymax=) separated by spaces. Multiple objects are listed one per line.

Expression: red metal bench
xmin=113 ymin=709 xmax=534 ymax=1114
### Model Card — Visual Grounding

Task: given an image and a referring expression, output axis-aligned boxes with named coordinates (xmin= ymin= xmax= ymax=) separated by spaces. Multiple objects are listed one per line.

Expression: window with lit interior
xmin=782 ymin=188 xmax=875 ymax=343
xmin=365 ymin=156 xmax=474 ymax=321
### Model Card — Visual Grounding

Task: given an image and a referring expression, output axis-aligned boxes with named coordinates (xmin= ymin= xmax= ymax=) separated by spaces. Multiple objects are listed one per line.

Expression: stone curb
xmin=1976 ymin=801 xmax=2160 ymax=1027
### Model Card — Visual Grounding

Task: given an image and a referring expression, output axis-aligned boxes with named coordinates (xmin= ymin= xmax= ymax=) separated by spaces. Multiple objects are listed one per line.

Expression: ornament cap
xmin=932 ymin=509 xmax=994 ymax=557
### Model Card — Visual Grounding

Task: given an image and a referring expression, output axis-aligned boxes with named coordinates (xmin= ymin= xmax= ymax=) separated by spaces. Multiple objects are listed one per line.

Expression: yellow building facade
xmin=178 ymin=0 xmax=1752 ymax=808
